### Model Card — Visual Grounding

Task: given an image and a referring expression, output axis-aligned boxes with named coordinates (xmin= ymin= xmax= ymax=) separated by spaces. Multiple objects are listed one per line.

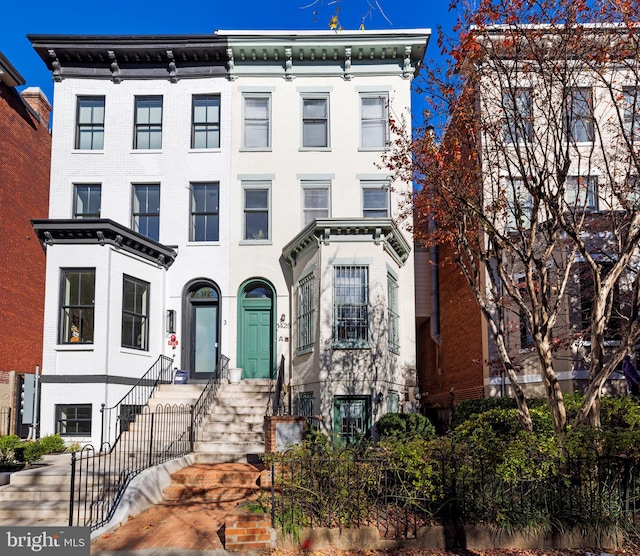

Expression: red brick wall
xmin=0 ymin=84 xmax=51 ymax=382
xmin=422 ymin=243 xmax=485 ymax=407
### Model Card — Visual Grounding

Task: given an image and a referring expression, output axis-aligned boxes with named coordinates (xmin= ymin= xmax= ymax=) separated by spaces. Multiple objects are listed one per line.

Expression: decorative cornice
xmin=31 ymin=218 xmax=177 ymax=269
xmin=28 ymin=29 xmax=430 ymax=83
xmin=282 ymin=218 xmax=411 ymax=268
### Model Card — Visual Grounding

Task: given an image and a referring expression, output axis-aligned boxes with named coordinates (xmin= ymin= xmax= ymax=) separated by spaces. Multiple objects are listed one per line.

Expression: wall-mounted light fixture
xmin=374 ymin=392 xmax=384 ymax=405
xmin=166 ymin=309 xmax=176 ymax=334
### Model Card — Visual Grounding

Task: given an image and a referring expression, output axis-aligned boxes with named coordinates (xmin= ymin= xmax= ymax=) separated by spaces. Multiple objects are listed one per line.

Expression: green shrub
xmin=376 ymin=412 xmax=436 ymax=440
xmin=451 ymin=397 xmax=517 ymax=429
xmin=38 ymin=434 xmax=66 ymax=454
xmin=22 ymin=441 xmax=44 ymax=464
xmin=0 ymin=434 xmax=22 ymax=466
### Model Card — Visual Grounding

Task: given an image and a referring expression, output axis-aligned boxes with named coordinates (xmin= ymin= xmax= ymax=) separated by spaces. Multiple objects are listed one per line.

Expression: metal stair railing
xmin=70 ymin=354 xmax=229 ymax=531
xmin=100 ymin=354 xmax=174 ymax=448
xmin=266 ymin=355 xmax=286 ymax=416
xmin=191 ymin=354 xmax=229 ymax=443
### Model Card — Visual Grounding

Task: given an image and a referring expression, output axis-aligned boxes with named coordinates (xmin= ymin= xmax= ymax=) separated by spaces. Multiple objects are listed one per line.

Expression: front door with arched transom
xmin=238 ymin=281 xmax=275 ymax=379
xmin=184 ymin=281 xmax=220 ymax=380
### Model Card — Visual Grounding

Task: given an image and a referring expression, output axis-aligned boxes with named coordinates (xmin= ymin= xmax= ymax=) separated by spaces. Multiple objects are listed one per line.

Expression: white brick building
xmin=29 ymin=30 xmax=429 ymax=447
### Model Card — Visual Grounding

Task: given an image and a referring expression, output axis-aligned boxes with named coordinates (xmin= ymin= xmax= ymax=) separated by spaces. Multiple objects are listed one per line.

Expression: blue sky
xmin=2 ymin=0 xmax=458 ymax=120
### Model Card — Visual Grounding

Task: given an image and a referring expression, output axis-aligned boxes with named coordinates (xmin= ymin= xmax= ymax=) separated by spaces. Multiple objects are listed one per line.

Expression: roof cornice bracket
xmin=284 ymin=47 xmax=294 ymax=81
xmin=48 ymin=50 xmax=62 ymax=82
xmin=167 ymin=50 xmax=178 ymax=83
xmin=402 ymin=45 xmax=414 ymax=79
xmin=108 ymin=51 xmax=121 ymax=84
xmin=226 ymin=47 xmax=236 ymax=81
xmin=344 ymin=47 xmax=352 ymax=81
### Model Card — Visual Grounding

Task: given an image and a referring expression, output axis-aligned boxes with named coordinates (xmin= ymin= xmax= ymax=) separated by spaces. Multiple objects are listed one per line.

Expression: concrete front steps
xmin=0 ymin=454 xmax=73 ymax=526
xmin=193 ymin=379 xmax=271 ymax=464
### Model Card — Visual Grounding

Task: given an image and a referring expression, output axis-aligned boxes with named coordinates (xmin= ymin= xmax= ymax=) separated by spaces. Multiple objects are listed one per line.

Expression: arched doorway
xmin=237 ymin=280 xmax=275 ymax=379
xmin=183 ymin=280 xmax=220 ymax=380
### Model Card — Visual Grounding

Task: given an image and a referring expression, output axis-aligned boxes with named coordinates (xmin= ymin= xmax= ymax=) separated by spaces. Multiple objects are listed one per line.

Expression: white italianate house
xmin=29 ymin=29 xmax=430 ymax=449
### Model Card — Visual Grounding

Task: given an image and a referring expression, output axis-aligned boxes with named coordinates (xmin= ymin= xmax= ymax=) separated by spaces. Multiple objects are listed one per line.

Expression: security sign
xmin=168 ymin=334 xmax=179 ymax=349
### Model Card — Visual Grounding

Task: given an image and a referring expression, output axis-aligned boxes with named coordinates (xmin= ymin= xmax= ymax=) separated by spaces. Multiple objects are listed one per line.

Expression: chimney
xmin=20 ymin=87 xmax=52 ymax=128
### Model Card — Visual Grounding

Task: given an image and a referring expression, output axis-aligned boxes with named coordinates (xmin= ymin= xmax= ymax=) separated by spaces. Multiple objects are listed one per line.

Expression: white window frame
xmin=387 ymin=273 xmax=400 ymax=354
xmin=566 ymin=87 xmax=594 ymax=144
xmin=301 ymin=180 xmax=331 ymax=226
xmin=242 ymin=181 xmax=271 ymax=243
xmin=242 ymin=93 xmax=271 ymax=150
xmin=360 ymin=93 xmax=389 ymax=150
xmin=361 ymin=180 xmax=390 ymax=218
xmin=75 ymin=96 xmax=105 ymax=150
xmin=566 ymin=176 xmax=598 ymax=211
xmin=300 ymin=93 xmax=330 ymax=150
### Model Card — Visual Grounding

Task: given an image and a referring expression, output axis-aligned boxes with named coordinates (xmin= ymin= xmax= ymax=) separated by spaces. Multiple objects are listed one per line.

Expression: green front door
xmin=243 ymin=306 xmax=272 ymax=378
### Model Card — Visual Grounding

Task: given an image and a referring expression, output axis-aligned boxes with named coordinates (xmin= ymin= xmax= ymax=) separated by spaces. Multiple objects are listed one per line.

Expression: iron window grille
xmin=387 ymin=273 xmax=400 ymax=354
xmin=333 ymin=265 xmax=369 ymax=348
xmin=297 ymin=273 xmax=315 ymax=352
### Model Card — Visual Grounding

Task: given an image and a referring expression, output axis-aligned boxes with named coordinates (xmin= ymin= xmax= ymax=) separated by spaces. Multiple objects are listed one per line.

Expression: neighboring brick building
xmin=0 ymin=52 xmax=52 ymax=432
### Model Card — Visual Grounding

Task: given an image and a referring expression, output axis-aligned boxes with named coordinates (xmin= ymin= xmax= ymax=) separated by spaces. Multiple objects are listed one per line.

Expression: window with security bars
xmin=297 ymin=392 xmax=315 ymax=418
xmin=297 ymin=273 xmax=315 ymax=352
xmin=76 ymin=96 xmax=104 ymax=150
xmin=387 ymin=274 xmax=400 ymax=354
xmin=192 ymin=95 xmax=220 ymax=149
xmin=333 ymin=266 xmax=369 ymax=347
xmin=122 ymin=275 xmax=149 ymax=350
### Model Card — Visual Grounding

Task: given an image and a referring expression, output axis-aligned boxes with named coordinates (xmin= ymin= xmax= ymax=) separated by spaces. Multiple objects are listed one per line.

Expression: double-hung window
xmin=507 ymin=178 xmax=532 ymax=230
xmin=566 ymin=176 xmax=598 ymax=211
xmin=60 ymin=269 xmax=95 ymax=344
xmin=302 ymin=95 xmax=329 ymax=149
xmin=360 ymin=94 xmax=388 ymax=149
xmin=566 ymin=88 xmax=594 ymax=143
xmin=302 ymin=180 xmax=330 ymax=226
xmin=134 ymin=96 xmax=163 ymax=149
xmin=362 ymin=181 xmax=389 ymax=217
xmin=297 ymin=273 xmax=315 ymax=352
xmin=192 ymin=95 xmax=220 ymax=149
xmin=333 ymin=265 xmax=369 ymax=347
xmin=387 ymin=273 xmax=400 ymax=354
xmin=122 ymin=276 xmax=149 ymax=350
xmin=242 ymin=94 xmax=271 ymax=149
xmin=132 ymin=184 xmax=160 ymax=241
xmin=243 ymin=182 xmax=270 ymax=241
xmin=56 ymin=405 xmax=92 ymax=436
xmin=191 ymin=183 xmax=219 ymax=242
xmin=503 ymin=88 xmax=532 ymax=144
xmin=73 ymin=184 xmax=101 ymax=219
xmin=75 ymin=96 xmax=104 ymax=150
xmin=623 ymin=87 xmax=640 ymax=142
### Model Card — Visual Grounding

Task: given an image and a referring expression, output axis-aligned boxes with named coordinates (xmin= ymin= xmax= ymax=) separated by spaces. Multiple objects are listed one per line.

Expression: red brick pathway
xmin=91 ymin=463 xmax=266 ymax=552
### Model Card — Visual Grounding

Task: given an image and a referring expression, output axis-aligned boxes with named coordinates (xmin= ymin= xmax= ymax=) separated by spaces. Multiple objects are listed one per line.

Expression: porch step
xmin=162 ymin=463 xmax=264 ymax=503
xmin=194 ymin=441 xmax=265 ymax=455
xmin=197 ymin=431 xmax=263 ymax=443
xmin=0 ymin=500 xmax=70 ymax=521
xmin=0 ymin=484 xmax=71 ymax=502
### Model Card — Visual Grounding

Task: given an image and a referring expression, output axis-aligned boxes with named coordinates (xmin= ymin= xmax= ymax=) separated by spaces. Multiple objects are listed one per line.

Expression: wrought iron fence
xmin=71 ymin=353 xmax=229 ymax=530
xmin=0 ymin=406 xmax=10 ymax=436
xmin=100 ymin=355 xmax=174 ymax=447
xmin=270 ymin=444 xmax=640 ymax=541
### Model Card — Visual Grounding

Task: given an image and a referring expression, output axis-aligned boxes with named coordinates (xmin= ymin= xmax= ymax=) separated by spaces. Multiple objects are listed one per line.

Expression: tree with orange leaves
xmin=386 ymin=0 xmax=640 ymax=436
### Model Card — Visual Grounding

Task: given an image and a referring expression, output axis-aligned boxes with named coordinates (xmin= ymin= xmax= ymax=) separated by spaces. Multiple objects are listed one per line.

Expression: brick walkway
xmin=91 ymin=463 xmax=266 ymax=553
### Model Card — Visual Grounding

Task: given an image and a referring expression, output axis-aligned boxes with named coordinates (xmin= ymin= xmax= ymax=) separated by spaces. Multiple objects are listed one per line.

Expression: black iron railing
xmin=270 ymin=445 xmax=640 ymax=541
xmin=70 ymin=354 xmax=228 ymax=530
xmin=191 ymin=354 xmax=229 ymax=442
xmin=100 ymin=355 xmax=174 ymax=448
xmin=267 ymin=355 xmax=286 ymax=416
